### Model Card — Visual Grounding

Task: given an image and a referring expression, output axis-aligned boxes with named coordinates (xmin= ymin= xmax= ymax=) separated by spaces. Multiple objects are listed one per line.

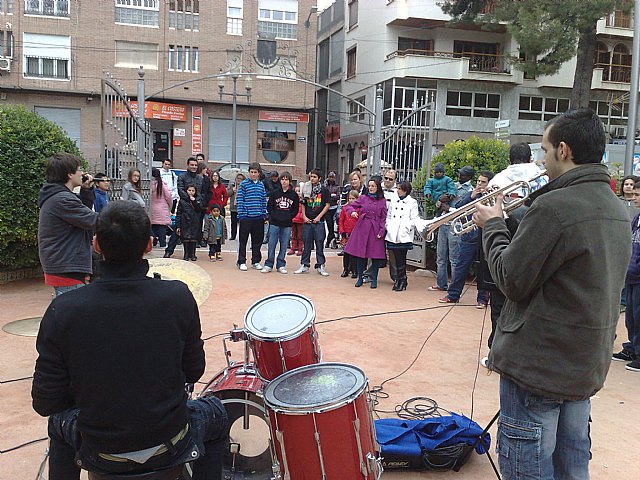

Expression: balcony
xmin=606 ymin=10 xmax=632 ymax=29
xmin=25 ymin=0 xmax=70 ymax=17
xmin=592 ymin=64 xmax=631 ymax=92
xmin=385 ymin=49 xmax=517 ymax=82
xmin=597 ymin=10 xmax=633 ymax=37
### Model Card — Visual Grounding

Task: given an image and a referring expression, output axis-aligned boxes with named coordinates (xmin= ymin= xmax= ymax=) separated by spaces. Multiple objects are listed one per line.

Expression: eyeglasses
xmin=383 ymin=177 xmax=394 ymax=181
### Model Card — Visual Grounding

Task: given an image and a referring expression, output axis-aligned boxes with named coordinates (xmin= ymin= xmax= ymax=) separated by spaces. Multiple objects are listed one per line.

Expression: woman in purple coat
xmin=344 ymin=176 xmax=387 ymax=288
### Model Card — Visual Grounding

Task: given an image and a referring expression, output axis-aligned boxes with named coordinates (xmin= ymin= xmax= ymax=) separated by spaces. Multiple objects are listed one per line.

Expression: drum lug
xmin=275 ymin=429 xmax=291 ymax=480
xmin=353 ymin=417 xmax=367 ymax=477
xmin=313 ymin=415 xmax=328 ymax=480
xmin=366 ymin=452 xmax=383 ymax=479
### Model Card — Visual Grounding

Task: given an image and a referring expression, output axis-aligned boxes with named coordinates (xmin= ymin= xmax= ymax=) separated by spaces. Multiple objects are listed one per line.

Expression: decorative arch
xmin=595 ymin=41 xmax=610 ymax=66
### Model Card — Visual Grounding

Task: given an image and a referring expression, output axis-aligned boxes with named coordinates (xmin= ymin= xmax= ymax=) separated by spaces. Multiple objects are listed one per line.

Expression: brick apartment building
xmin=0 ymin=0 xmax=318 ymax=180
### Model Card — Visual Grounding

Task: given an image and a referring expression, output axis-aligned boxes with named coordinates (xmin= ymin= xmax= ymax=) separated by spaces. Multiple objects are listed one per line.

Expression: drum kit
xmin=199 ymin=293 xmax=383 ymax=480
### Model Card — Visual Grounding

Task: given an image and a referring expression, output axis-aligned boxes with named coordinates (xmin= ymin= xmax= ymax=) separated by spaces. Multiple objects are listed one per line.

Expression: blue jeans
xmin=436 ymin=224 xmax=459 ymax=290
xmin=47 ymin=396 xmax=228 ymax=480
xmin=151 ymin=224 xmax=168 ymax=248
xmin=54 ymin=283 xmax=85 ymax=297
xmin=301 ymin=221 xmax=326 ymax=268
xmin=446 ymin=235 xmax=488 ymax=303
xmin=498 ymin=376 xmax=591 ymax=480
xmin=623 ymin=282 xmax=640 ymax=356
xmin=265 ymin=225 xmax=291 ymax=269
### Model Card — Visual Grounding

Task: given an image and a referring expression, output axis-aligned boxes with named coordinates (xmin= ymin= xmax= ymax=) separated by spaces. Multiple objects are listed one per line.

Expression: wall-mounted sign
xmin=192 ymin=106 xmax=202 ymax=155
xmin=297 ymin=136 xmax=306 ymax=143
xmin=174 ymin=128 xmax=186 ymax=137
xmin=259 ymin=110 xmax=309 ymax=123
xmin=324 ymin=123 xmax=340 ymax=144
xmin=173 ymin=139 xmax=183 ymax=147
xmin=112 ymin=101 xmax=188 ymax=122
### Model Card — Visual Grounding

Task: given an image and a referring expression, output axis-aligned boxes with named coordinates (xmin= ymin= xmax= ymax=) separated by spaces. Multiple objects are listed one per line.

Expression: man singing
xmin=32 ymin=201 xmax=228 ymax=480
xmin=473 ymin=108 xmax=631 ymax=479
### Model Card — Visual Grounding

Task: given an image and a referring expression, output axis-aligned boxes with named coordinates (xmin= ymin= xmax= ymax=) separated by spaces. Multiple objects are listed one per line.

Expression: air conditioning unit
xmin=0 ymin=57 xmax=11 ymax=72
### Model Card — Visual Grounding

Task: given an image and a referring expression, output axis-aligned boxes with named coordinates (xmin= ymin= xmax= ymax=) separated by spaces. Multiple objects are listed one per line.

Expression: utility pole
xmin=624 ymin=0 xmax=640 ymax=175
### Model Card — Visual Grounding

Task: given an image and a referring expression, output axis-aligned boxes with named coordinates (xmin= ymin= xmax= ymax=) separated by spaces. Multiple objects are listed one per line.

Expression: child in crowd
xmin=423 ymin=162 xmax=455 ymax=215
xmin=93 ymin=173 xmax=110 ymax=213
xmin=203 ymin=204 xmax=227 ymax=261
xmin=288 ymin=185 xmax=304 ymax=256
xmin=176 ymin=184 xmax=201 ymax=261
xmin=338 ymin=189 xmax=360 ymax=278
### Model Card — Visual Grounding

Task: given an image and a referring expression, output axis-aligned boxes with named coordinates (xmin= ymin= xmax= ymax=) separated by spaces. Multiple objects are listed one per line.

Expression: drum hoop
xmin=245 ymin=319 xmax=314 ymax=342
xmin=244 ymin=293 xmax=316 ymax=340
xmin=220 ymin=397 xmax=266 ymax=413
xmin=265 ymin=381 xmax=368 ymax=415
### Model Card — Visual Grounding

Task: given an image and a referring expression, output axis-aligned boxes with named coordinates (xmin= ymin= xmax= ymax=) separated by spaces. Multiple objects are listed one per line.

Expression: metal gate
xmin=100 ymin=71 xmax=152 ymax=207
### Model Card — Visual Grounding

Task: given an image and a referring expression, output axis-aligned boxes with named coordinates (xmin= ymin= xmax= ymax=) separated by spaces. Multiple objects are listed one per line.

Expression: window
xmin=446 ymin=90 xmax=500 ymax=118
xmin=168 ymin=44 xmax=198 ymax=72
xmin=349 ymin=96 xmax=366 ymax=122
xmin=169 ymin=0 xmax=199 ymax=31
xmin=0 ymin=1 xmax=14 ymax=14
xmin=0 ymin=30 xmax=14 ymax=57
xmin=115 ymin=0 xmax=159 ymax=27
xmin=589 ymin=99 xmax=629 ymax=126
xmin=227 ymin=0 xmax=243 ymax=35
xmin=348 ymin=0 xmax=358 ymax=29
xmin=397 ymin=37 xmax=433 ymax=54
xmin=257 ymin=121 xmax=296 ymax=164
xmin=595 ymin=42 xmax=610 ymax=66
xmin=25 ymin=0 xmax=68 ymax=16
xmin=257 ymin=0 xmax=297 ymax=40
xmin=208 ymin=118 xmax=250 ymax=162
xmin=346 ymin=46 xmax=356 ymax=78
xmin=518 ymin=96 xmax=569 ymax=121
xmin=23 ymin=32 xmax=70 ymax=79
xmin=115 ymin=40 xmax=158 ymax=70
xmin=382 ymin=78 xmax=436 ymax=126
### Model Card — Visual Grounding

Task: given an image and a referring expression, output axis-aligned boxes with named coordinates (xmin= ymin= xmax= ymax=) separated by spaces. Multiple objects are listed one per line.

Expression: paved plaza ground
xmin=1 ymin=242 xmax=639 ymax=479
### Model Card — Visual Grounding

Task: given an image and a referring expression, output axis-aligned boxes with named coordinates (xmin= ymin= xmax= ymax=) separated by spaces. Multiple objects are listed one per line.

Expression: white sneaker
xmin=277 ymin=267 xmax=288 ymax=274
xmin=316 ymin=265 xmax=329 ymax=276
xmin=252 ymin=263 xmax=263 ymax=270
xmin=238 ymin=263 xmax=248 ymax=271
xmin=294 ymin=265 xmax=310 ymax=274
xmin=480 ymin=356 xmax=489 ymax=369
xmin=261 ymin=266 xmax=272 ymax=273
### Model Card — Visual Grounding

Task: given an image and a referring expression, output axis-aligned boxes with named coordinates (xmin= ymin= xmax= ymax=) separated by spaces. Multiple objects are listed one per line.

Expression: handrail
xmin=386 ymin=49 xmax=511 ymax=74
xmin=606 ymin=12 xmax=632 ymax=29
xmin=596 ymin=63 xmax=632 ymax=83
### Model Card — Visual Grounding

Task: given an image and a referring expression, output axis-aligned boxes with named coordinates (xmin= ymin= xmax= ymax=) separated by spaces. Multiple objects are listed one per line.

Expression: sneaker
xmin=612 ymin=350 xmax=636 ymax=362
xmin=480 ymin=357 xmax=489 ymax=369
xmin=625 ymin=359 xmax=640 ymax=372
xmin=238 ymin=263 xmax=248 ymax=271
xmin=252 ymin=263 xmax=263 ymax=270
xmin=261 ymin=266 xmax=272 ymax=273
xmin=294 ymin=265 xmax=310 ymax=274
xmin=277 ymin=267 xmax=288 ymax=274
xmin=316 ymin=265 xmax=329 ymax=276
xmin=428 ymin=285 xmax=447 ymax=291
xmin=438 ymin=297 xmax=458 ymax=304
xmin=362 ymin=276 xmax=371 ymax=284
xmin=476 ymin=302 xmax=488 ymax=309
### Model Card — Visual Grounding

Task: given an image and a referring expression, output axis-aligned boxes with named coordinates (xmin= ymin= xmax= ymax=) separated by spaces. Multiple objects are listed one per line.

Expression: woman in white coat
xmin=385 ymin=181 xmax=420 ymax=291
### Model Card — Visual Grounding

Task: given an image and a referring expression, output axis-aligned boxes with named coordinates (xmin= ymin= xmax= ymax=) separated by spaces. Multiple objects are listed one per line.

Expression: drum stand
xmin=458 ymin=410 xmax=500 ymax=479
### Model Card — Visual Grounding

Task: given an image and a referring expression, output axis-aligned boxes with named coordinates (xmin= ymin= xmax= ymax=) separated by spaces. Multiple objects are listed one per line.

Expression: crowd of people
xmin=34 ymin=108 xmax=640 ymax=480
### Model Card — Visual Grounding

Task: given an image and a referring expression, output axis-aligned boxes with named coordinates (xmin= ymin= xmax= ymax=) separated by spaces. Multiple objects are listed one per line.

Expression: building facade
xmin=319 ymin=0 xmax=634 ymax=182
xmin=0 ymin=0 xmax=318 ymax=180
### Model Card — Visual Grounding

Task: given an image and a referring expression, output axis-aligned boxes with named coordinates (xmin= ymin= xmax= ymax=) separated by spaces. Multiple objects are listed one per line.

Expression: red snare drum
xmin=200 ymin=364 xmax=273 ymax=479
xmin=264 ymin=363 xmax=382 ymax=480
xmin=244 ymin=293 xmax=321 ymax=381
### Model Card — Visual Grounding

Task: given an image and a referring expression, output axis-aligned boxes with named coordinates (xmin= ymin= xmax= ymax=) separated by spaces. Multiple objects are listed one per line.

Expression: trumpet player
xmin=473 ymin=108 xmax=630 ymax=479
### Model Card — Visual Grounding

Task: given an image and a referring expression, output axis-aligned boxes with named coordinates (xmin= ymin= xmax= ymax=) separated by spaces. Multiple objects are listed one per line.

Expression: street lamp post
xmin=218 ymin=71 xmax=252 ymax=168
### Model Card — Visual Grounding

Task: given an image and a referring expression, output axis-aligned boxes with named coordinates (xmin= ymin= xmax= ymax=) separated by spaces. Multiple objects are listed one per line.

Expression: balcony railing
xmin=25 ymin=0 xmax=70 ymax=17
xmin=386 ymin=49 xmax=511 ymax=74
xmin=606 ymin=11 xmax=632 ymax=29
xmin=599 ymin=63 xmax=632 ymax=83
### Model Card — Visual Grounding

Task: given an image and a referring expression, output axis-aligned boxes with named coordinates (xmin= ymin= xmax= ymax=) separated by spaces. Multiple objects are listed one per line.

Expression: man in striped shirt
xmin=236 ymin=162 xmax=268 ymax=271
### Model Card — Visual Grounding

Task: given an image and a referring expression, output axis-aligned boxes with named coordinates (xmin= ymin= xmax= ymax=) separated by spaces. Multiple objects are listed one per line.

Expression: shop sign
xmin=192 ymin=106 xmax=202 ymax=155
xmin=174 ymin=128 xmax=186 ymax=137
xmin=259 ymin=110 xmax=309 ymax=123
xmin=112 ymin=101 xmax=187 ymax=122
xmin=173 ymin=139 xmax=183 ymax=147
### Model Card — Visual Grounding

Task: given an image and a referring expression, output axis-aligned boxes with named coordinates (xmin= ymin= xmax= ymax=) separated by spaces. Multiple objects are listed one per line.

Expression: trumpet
xmin=417 ymin=170 xmax=547 ymax=241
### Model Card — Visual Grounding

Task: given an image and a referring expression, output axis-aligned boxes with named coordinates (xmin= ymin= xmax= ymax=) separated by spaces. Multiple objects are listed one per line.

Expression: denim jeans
xmin=265 ymin=225 xmax=291 ymax=269
xmin=54 ymin=283 xmax=85 ymax=297
xmin=47 ymin=396 xmax=228 ymax=480
xmin=498 ymin=376 xmax=591 ymax=480
xmin=623 ymin=282 xmax=640 ymax=356
xmin=301 ymin=221 xmax=326 ymax=268
xmin=446 ymin=234 xmax=488 ymax=303
xmin=436 ymin=224 xmax=459 ymax=290
xmin=151 ymin=224 xmax=168 ymax=248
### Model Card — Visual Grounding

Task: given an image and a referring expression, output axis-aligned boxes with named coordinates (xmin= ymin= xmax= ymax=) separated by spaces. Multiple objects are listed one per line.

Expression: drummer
xmin=31 ymin=201 xmax=229 ymax=480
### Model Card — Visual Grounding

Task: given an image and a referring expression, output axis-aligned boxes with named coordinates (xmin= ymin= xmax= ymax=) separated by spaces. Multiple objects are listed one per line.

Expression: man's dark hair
xmin=248 ymin=162 xmax=262 ymax=173
xmin=397 ymin=180 xmax=412 ymax=195
xmin=509 ymin=143 xmax=532 ymax=165
xmin=310 ymin=168 xmax=322 ymax=180
xmin=187 ymin=156 xmax=197 ymax=165
xmin=195 ymin=153 xmax=206 ymax=161
xmin=95 ymin=202 xmax=151 ymax=262
xmin=270 ymin=170 xmax=279 ymax=178
xmin=621 ymin=175 xmax=640 ymax=196
xmin=479 ymin=170 xmax=495 ymax=181
xmin=162 ymin=158 xmax=173 ymax=165
xmin=45 ymin=152 xmax=82 ymax=183
xmin=545 ymin=108 xmax=605 ymax=165
xmin=210 ymin=203 xmax=221 ymax=211
xmin=280 ymin=171 xmax=292 ymax=181
xmin=368 ymin=176 xmax=384 ymax=200
xmin=94 ymin=172 xmax=108 ymax=182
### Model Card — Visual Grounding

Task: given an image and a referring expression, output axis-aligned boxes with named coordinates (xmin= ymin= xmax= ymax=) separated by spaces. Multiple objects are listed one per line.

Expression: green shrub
xmin=0 ymin=104 xmax=84 ymax=271
xmin=413 ymin=136 xmax=510 ymax=217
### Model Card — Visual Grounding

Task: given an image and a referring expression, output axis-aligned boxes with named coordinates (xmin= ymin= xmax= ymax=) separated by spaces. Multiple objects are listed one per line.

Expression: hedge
xmin=0 ymin=104 xmax=85 ymax=271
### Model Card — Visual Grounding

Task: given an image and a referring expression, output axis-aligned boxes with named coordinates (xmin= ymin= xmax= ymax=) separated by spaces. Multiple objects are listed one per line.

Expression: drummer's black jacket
xmin=32 ymin=259 xmax=205 ymax=453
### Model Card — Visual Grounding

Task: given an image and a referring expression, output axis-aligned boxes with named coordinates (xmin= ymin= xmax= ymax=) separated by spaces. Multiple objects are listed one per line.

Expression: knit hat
xmin=434 ymin=163 xmax=445 ymax=173
xmin=458 ymin=165 xmax=475 ymax=177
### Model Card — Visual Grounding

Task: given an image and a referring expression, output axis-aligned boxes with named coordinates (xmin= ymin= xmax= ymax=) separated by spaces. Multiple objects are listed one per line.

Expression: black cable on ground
xmin=0 ymin=437 xmax=47 ymax=454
